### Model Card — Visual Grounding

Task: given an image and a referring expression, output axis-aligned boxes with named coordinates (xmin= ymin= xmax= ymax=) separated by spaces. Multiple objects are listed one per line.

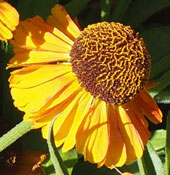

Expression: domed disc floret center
xmin=70 ymin=22 xmax=151 ymax=105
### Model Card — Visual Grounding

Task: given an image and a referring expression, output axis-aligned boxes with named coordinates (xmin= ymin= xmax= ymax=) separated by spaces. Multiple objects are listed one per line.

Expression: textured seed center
xmin=70 ymin=22 xmax=151 ymax=105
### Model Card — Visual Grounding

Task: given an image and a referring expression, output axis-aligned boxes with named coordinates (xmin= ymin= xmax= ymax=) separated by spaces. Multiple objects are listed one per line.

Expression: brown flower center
xmin=70 ymin=22 xmax=151 ymax=105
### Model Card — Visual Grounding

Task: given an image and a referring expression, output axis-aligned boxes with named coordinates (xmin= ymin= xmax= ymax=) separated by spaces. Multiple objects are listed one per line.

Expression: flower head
xmin=0 ymin=0 xmax=19 ymax=42
xmin=8 ymin=4 xmax=162 ymax=169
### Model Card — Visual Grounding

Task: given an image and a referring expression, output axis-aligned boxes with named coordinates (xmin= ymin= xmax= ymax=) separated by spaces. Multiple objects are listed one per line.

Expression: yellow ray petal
xmin=124 ymin=102 xmax=151 ymax=147
xmin=8 ymin=16 xmax=73 ymax=67
xmin=47 ymin=4 xmax=81 ymax=41
xmin=30 ymin=15 xmax=74 ymax=45
xmin=62 ymin=92 xmax=93 ymax=152
xmin=24 ymin=81 xmax=82 ymax=119
xmin=77 ymin=100 xmax=109 ymax=163
xmin=53 ymin=90 xmax=87 ymax=147
xmin=104 ymin=105 xmax=126 ymax=168
xmin=10 ymin=69 xmax=76 ymax=113
xmin=117 ymin=105 xmax=144 ymax=163
xmin=23 ymin=80 xmax=82 ymax=124
xmin=0 ymin=0 xmax=19 ymax=30
xmin=12 ymin=16 xmax=73 ymax=48
xmin=8 ymin=50 xmax=71 ymax=68
xmin=9 ymin=64 xmax=72 ymax=88
xmin=135 ymin=89 xmax=163 ymax=124
xmin=0 ymin=0 xmax=19 ymax=41
xmin=0 ymin=21 xmax=13 ymax=41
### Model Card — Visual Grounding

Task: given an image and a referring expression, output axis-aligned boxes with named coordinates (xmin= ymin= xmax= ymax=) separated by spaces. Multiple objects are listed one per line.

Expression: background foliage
xmin=1 ymin=0 xmax=170 ymax=174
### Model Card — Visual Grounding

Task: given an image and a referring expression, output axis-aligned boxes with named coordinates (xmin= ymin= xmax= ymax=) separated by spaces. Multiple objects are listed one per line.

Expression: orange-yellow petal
xmin=77 ymin=100 xmax=109 ymax=163
xmin=62 ymin=92 xmax=93 ymax=152
xmin=47 ymin=4 xmax=81 ymax=41
xmin=8 ymin=16 xmax=73 ymax=67
xmin=9 ymin=64 xmax=76 ymax=113
xmin=117 ymin=105 xmax=144 ymax=163
xmin=9 ymin=64 xmax=72 ymax=88
xmin=41 ymin=91 xmax=83 ymax=140
xmin=104 ymin=105 xmax=126 ymax=168
xmin=47 ymin=90 xmax=91 ymax=149
xmin=23 ymin=80 xmax=82 ymax=125
xmin=135 ymin=89 xmax=163 ymax=124
xmin=0 ymin=0 xmax=19 ymax=41
xmin=124 ymin=102 xmax=151 ymax=147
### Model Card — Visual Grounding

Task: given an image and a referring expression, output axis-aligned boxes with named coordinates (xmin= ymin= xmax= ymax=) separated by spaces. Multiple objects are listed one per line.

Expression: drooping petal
xmin=41 ymin=90 xmax=84 ymax=141
xmin=0 ymin=0 xmax=19 ymax=41
xmin=117 ymin=105 xmax=144 ymax=163
xmin=9 ymin=64 xmax=77 ymax=113
xmin=8 ymin=16 xmax=73 ymax=67
xmin=47 ymin=4 xmax=81 ymax=41
xmin=62 ymin=92 xmax=93 ymax=152
xmin=49 ymin=91 xmax=92 ymax=149
xmin=135 ymin=89 xmax=163 ymax=124
xmin=104 ymin=105 xmax=126 ymax=168
xmin=123 ymin=102 xmax=151 ymax=147
xmin=76 ymin=100 xmax=109 ymax=163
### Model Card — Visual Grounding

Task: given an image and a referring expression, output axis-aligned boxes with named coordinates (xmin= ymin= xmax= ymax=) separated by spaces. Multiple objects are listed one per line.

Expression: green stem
xmin=137 ymin=158 xmax=147 ymax=175
xmin=47 ymin=113 xmax=68 ymax=175
xmin=0 ymin=121 xmax=32 ymax=152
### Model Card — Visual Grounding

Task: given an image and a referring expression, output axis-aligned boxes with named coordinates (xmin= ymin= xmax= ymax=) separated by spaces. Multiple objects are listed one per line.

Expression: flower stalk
xmin=0 ymin=121 xmax=32 ymax=152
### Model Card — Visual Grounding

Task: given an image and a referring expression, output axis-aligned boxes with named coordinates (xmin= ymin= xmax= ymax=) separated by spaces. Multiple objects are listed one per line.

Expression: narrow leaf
xmin=123 ymin=0 xmax=170 ymax=27
xmin=100 ymin=0 xmax=112 ymax=21
xmin=47 ymin=113 xmax=68 ymax=175
xmin=151 ymin=54 xmax=170 ymax=79
xmin=147 ymin=142 xmax=165 ymax=175
xmin=17 ymin=0 xmax=58 ymax=19
xmin=65 ymin=0 xmax=91 ymax=18
xmin=111 ymin=0 xmax=131 ymax=22
xmin=154 ymin=89 xmax=170 ymax=104
xmin=138 ymin=141 xmax=165 ymax=175
xmin=141 ymin=25 xmax=170 ymax=63
xmin=149 ymin=69 xmax=170 ymax=97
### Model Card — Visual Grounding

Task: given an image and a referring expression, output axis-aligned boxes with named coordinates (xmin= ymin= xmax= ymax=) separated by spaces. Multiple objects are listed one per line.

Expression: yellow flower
xmin=0 ymin=0 xmax=19 ymax=42
xmin=8 ymin=4 xmax=162 ymax=169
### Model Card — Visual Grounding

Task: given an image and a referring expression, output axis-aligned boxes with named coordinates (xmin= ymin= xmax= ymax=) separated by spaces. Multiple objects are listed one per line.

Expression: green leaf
xmin=150 ymin=130 xmax=166 ymax=151
xmin=141 ymin=25 xmax=170 ymax=63
xmin=138 ymin=142 xmax=165 ymax=175
xmin=100 ymin=0 xmax=112 ymax=21
xmin=150 ymin=54 xmax=170 ymax=79
xmin=148 ymin=69 xmax=170 ymax=97
xmin=42 ymin=155 xmax=57 ymax=175
xmin=42 ymin=149 xmax=78 ymax=175
xmin=122 ymin=0 xmax=170 ymax=27
xmin=110 ymin=0 xmax=132 ymax=22
xmin=58 ymin=148 xmax=78 ymax=174
xmin=166 ymin=111 xmax=170 ymax=175
xmin=65 ymin=0 xmax=91 ymax=18
xmin=147 ymin=142 xmax=165 ymax=175
xmin=17 ymin=0 xmax=58 ymax=20
xmin=154 ymin=89 xmax=170 ymax=104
